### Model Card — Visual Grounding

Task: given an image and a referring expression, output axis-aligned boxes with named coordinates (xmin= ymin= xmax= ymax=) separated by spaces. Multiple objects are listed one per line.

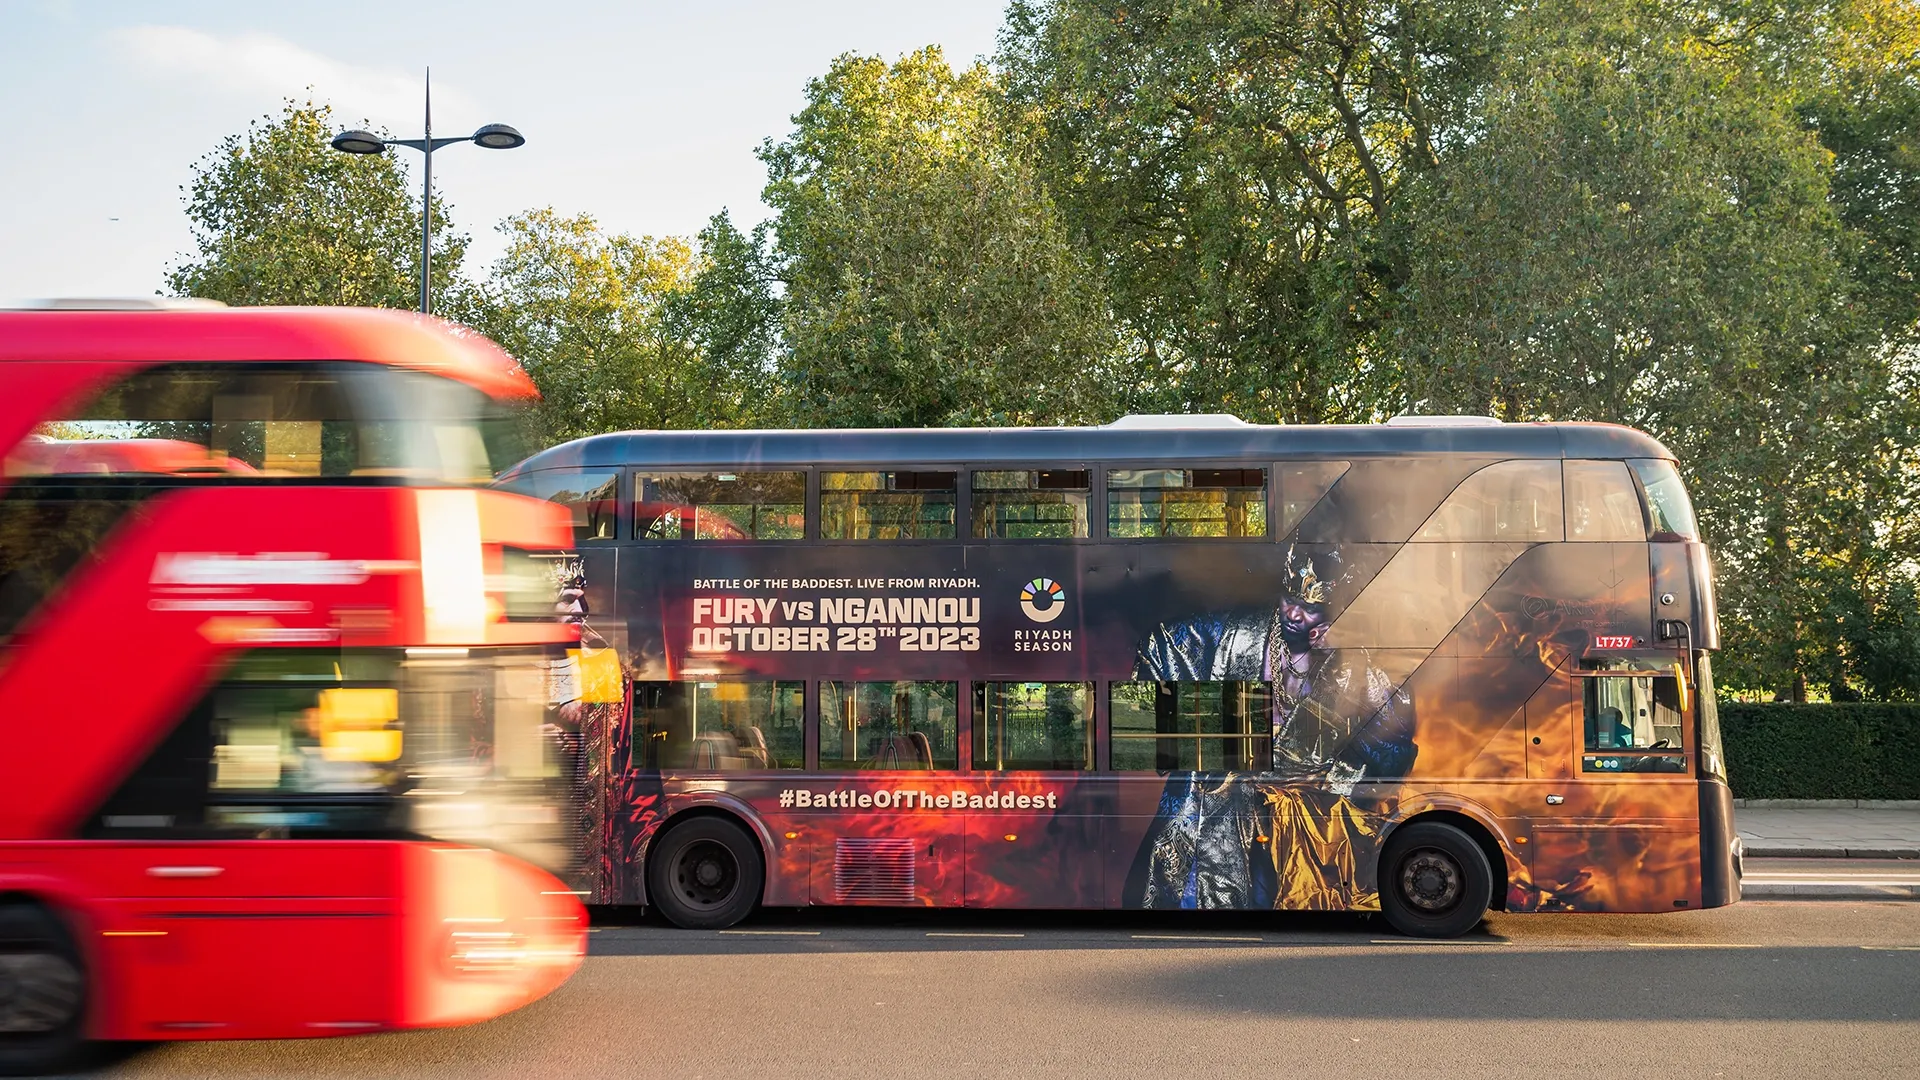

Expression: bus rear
xmin=0 ymin=304 xmax=586 ymax=1074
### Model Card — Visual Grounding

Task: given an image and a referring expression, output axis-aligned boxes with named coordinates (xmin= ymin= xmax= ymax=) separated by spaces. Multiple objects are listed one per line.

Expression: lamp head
xmin=471 ymin=124 xmax=525 ymax=150
xmin=330 ymin=130 xmax=387 ymax=155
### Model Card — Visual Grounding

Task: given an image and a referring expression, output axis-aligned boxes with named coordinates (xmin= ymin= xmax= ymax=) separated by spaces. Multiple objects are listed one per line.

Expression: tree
xmin=167 ymin=100 xmax=464 ymax=307
xmin=760 ymin=47 xmax=1119 ymax=428
xmin=999 ymin=0 xmax=1506 ymax=421
xmin=456 ymin=209 xmax=769 ymax=443
xmin=1392 ymin=0 xmax=1918 ymax=698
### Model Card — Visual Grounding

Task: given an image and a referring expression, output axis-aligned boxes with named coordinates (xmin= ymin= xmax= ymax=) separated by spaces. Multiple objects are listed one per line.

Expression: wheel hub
xmin=674 ymin=839 xmax=739 ymax=909
xmin=0 ymin=953 xmax=82 ymax=1034
xmin=1401 ymin=849 xmax=1463 ymax=913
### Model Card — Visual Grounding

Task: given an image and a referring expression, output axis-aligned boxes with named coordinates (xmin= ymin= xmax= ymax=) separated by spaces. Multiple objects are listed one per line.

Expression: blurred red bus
xmin=0 ymin=301 xmax=587 ymax=1074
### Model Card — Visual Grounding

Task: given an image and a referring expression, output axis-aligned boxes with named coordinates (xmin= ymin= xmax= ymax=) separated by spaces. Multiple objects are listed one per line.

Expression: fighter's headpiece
xmin=1284 ymin=545 xmax=1339 ymax=606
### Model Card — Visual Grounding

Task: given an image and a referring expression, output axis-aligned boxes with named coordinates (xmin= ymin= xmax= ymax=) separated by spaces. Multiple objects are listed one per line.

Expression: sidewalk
xmin=1735 ymin=802 xmax=1920 ymax=859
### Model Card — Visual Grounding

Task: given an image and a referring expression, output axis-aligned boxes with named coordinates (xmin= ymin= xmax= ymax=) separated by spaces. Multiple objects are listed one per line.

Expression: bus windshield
xmin=7 ymin=362 xmax=527 ymax=483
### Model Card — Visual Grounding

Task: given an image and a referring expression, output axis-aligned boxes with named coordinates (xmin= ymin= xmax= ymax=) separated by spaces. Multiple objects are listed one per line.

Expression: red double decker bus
xmin=0 ymin=302 xmax=587 ymax=1074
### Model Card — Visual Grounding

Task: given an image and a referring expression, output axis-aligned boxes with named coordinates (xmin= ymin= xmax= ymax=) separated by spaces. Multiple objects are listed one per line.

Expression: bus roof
xmin=0 ymin=305 xmax=537 ymax=401
xmin=506 ymin=418 xmax=1674 ymax=474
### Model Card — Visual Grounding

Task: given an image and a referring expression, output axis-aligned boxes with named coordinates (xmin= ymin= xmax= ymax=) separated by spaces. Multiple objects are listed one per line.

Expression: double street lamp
xmin=330 ymin=72 xmax=523 ymax=315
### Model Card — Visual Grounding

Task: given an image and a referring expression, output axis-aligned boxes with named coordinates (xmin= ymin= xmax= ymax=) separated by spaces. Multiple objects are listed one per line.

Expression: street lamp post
xmin=330 ymin=70 xmax=524 ymax=315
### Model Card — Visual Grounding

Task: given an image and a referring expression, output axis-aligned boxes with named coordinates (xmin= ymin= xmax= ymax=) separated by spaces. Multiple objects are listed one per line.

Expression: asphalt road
xmin=81 ymin=896 xmax=1920 ymax=1080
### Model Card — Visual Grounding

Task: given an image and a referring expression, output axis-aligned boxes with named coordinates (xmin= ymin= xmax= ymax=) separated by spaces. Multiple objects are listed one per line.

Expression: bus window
xmin=1414 ymin=460 xmax=1563 ymax=542
xmin=497 ymin=468 xmax=620 ymax=543
xmin=1294 ymin=457 xmax=1493 ymax=544
xmin=4 ymin=362 xmax=513 ymax=482
xmin=1629 ymin=459 xmax=1701 ymax=541
xmin=628 ymin=680 xmax=803 ymax=771
xmin=1110 ymin=681 xmax=1271 ymax=771
xmin=1563 ymin=460 xmax=1647 ymax=541
xmin=973 ymin=682 xmax=1093 ymax=770
xmin=1107 ymin=468 xmax=1267 ymax=539
xmin=819 ymin=681 xmax=958 ymax=770
xmin=971 ymin=470 xmax=1090 ymax=539
xmin=1275 ymin=460 xmax=1348 ymax=536
xmin=634 ymin=472 xmax=804 ymax=541
xmin=821 ymin=472 xmax=957 ymax=540
xmin=1581 ymin=671 xmax=1686 ymax=773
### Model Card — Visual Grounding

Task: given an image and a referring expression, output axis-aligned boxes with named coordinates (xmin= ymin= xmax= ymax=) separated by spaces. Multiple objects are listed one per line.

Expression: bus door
xmin=804 ymin=681 xmax=964 ymax=907
xmin=1526 ymin=664 xmax=1702 ymax=912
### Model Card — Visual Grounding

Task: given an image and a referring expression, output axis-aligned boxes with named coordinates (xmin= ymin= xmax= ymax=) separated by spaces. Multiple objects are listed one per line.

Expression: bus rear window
xmin=497 ymin=468 xmax=620 ymax=542
xmin=1108 ymin=468 xmax=1267 ymax=539
xmin=1629 ymin=459 xmax=1700 ymax=541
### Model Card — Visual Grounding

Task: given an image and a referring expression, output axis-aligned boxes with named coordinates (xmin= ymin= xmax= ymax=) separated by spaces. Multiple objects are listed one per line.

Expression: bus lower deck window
xmin=820 ymin=681 xmax=958 ymax=769
xmin=630 ymin=680 xmax=805 ymax=770
xmin=1110 ymin=681 xmax=1272 ymax=771
xmin=974 ymin=682 xmax=1093 ymax=770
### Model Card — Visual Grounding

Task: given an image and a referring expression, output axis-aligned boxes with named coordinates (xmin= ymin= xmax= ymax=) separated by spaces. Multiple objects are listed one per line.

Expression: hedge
xmin=1720 ymin=703 xmax=1920 ymax=800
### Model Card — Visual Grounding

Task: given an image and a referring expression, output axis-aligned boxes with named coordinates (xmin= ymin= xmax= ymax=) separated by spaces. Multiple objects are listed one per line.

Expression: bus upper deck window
xmin=6 ymin=362 xmax=512 ymax=484
xmin=635 ymin=472 xmax=805 ymax=541
xmin=1629 ymin=460 xmax=1700 ymax=542
xmin=822 ymin=471 xmax=956 ymax=540
xmin=1108 ymin=468 xmax=1267 ymax=539
xmin=497 ymin=468 xmax=621 ymax=543
xmin=972 ymin=470 xmax=1090 ymax=539
xmin=1563 ymin=460 xmax=1647 ymax=541
xmin=1414 ymin=460 xmax=1563 ymax=542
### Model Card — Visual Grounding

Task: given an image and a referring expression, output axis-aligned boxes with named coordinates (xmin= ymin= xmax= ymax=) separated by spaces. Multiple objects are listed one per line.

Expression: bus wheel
xmin=0 ymin=901 xmax=87 ymax=1077
xmin=649 ymin=818 xmax=763 ymax=930
xmin=1379 ymin=822 xmax=1493 ymax=939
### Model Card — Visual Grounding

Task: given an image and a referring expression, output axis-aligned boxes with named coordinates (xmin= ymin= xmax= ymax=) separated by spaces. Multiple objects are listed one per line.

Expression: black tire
xmin=647 ymin=818 xmax=763 ymax=930
xmin=1378 ymin=821 xmax=1494 ymax=939
xmin=0 ymin=900 xmax=88 ymax=1077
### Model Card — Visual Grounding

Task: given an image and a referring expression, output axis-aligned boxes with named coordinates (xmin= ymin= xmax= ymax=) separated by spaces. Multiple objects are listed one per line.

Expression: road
xmin=82 ymin=895 xmax=1920 ymax=1080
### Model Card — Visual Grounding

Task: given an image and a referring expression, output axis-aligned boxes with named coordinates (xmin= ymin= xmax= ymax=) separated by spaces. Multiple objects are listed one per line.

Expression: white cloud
xmin=109 ymin=25 xmax=474 ymax=130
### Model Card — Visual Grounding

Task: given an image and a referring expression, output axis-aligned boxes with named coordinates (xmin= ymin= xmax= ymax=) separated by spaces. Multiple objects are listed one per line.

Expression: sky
xmin=0 ymin=0 xmax=1010 ymax=301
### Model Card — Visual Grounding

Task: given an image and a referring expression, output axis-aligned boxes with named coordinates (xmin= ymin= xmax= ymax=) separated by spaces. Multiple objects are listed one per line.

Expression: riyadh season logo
xmin=1019 ymin=577 xmax=1066 ymax=623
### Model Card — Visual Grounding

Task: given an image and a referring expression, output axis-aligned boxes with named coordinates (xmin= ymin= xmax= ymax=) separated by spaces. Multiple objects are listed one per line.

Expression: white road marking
xmin=1130 ymin=934 xmax=1264 ymax=942
xmin=926 ymin=932 xmax=1026 ymax=938
xmin=719 ymin=929 xmax=822 ymax=936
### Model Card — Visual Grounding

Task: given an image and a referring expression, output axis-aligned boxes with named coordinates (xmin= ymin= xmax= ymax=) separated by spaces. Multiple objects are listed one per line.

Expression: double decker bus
xmin=499 ymin=414 xmax=1738 ymax=938
xmin=0 ymin=302 xmax=587 ymax=1074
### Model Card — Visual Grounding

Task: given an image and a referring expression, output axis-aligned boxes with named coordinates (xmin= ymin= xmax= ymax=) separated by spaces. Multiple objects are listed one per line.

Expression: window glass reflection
xmin=971 ymin=470 xmax=1090 ymax=539
xmin=630 ymin=680 xmax=804 ymax=770
xmin=636 ymin=472 xmax=805 ymax=541
xmin=820 ymin=680 xmax=958 ymax=769
xmin=1110 ymin=681 xmax=1271 ymax=771
xmin=822 ymin=472 xmax=956 ymax=540
xmin=497 ymin=468 xmax=620 ymax=542
xmin=1108 ymin=469 xmax=1267 ymax=538
xmin=973 ymin=682 xmax=1092 ymax=770
xmin=1563 ymin=460 xmax=1647 ymax=541
xmin=1415 ymin=459 xmax=1563 ymax=542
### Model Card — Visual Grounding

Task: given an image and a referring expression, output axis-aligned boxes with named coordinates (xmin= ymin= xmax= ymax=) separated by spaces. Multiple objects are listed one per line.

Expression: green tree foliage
xmin=760 ymin=47 xmax=1118 ymax=427
xmin=167 ymin=100 xmax=464 ymax=307
xmin=455 ymin=209 xmax=771 ymax=443
xmin=999 ymin=0 xmax=1504 ymax=420
xmin=1392 ymin=0 xmax=1920 ymax=699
